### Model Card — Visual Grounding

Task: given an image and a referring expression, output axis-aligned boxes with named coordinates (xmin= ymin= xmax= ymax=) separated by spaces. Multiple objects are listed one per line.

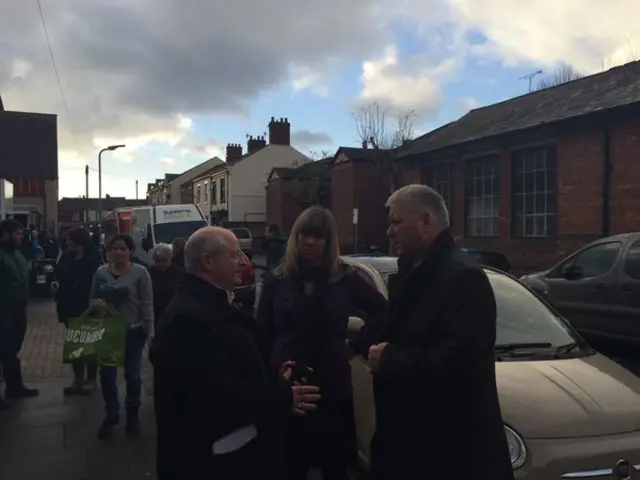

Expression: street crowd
xmin=0 ymin=184 xmax=516 ymax=479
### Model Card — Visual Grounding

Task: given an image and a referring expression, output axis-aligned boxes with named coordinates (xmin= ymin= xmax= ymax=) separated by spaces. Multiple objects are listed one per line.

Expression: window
xmin=425 ymin=162 xmax=452 ymax=214
xmin=558 ymin=242 xmax=621 ymax=279
xmin=211 ymin=181 xmax=217 ymax=205
xmin=220 ymin=177 xmax=227 ymax=203
xmin=195 ymin=185 xmax=201 ymax=203
xmin=465 ymin=155 xmax=500 ymax=237
xmin=203 ymin=182 xmax=208 ymax=202
xmin=512 ymin=147 xmax=557 ymax=237
xmin=624 ymin=239 xmax=640 ymax=280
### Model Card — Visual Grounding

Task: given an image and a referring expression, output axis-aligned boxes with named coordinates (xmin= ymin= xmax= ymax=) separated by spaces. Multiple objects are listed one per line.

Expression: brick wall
xmin=398 ymin=113 xmax=640 ymax=274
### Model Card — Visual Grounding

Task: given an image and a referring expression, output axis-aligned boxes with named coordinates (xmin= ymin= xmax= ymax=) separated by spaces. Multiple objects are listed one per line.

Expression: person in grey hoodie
xmin=91 ymin=234 xmax=154 ymax=439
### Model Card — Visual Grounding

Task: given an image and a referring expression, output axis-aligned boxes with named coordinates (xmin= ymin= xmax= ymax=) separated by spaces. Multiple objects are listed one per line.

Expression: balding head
xmin=184 ymin=226 xmax=245 ymax=290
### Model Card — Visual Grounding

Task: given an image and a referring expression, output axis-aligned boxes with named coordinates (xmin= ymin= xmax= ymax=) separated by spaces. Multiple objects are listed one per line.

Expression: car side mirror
xmin=141 ymin=238 xmax=152 ymax=252
xmin=348 ymin=316 xmax=365 ymax=339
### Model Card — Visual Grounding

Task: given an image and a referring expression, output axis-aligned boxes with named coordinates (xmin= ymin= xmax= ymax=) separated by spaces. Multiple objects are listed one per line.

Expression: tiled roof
xmin=400 ymin=60 xmax=640 ymax=157
xmin=271 ymin=157 xmax=333 ymax=181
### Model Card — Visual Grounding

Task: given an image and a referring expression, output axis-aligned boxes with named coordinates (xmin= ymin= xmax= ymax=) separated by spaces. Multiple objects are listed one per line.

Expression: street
xmin=0 ymin=299 xmax=342 ymax=480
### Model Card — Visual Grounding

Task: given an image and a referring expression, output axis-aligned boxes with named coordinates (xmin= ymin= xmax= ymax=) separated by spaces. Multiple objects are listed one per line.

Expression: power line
xmin=35 ymin=0 xmax=78 ymax=149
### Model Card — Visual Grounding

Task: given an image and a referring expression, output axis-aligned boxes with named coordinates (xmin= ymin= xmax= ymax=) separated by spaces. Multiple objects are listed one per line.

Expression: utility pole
xmin=97 ymin=144 xmax=125 ymax=221
xmin=85 ymin=165 xmax=89 ymax=224
xmin=135 ymin=180 xmax=138 ymax=200
xmin=520 ymin=70 xmax=543 ymax=92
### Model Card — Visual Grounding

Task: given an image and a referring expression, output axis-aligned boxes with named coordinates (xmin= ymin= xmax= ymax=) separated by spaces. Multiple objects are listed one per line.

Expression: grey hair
xmin=184 ymin=230 xmax=229 ymax=272
xmin=385 ymin=184 xmax=450 ymax=227
xmin=151 ymin=243 xmax=173 ymax=262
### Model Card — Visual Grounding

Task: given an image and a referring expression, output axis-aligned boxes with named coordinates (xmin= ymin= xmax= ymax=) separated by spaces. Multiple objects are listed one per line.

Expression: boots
xmin=64 ymin=363 xmax=85 ymax=395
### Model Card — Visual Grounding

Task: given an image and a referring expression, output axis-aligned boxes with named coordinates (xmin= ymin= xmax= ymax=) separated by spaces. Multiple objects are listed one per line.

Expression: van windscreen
xmin=154 ymin=220 xmax=207 ymax=244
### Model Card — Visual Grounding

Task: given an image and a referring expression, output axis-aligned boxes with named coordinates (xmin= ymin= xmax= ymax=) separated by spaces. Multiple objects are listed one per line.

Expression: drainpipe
xmin=601 ymin=117 xmax=612 ymax=237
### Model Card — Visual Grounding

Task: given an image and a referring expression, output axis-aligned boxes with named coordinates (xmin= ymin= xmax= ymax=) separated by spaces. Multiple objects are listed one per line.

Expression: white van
xmin=127 ymin=204 xmax=207 ymax=265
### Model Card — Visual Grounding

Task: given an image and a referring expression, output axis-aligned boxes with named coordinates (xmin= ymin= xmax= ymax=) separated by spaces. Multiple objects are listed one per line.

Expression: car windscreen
xmin=154 ymin=221 xmax=207 ymax=244
xmin=231 ymin=228 xmax=251 ymax=239
xmin=488 ymin=272 xmax=576 ymax=347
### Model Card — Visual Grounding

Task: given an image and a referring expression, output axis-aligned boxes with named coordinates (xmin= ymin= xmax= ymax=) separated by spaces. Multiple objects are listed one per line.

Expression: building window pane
xmin=425 ymin=162 xmax=452 ymax=218
xmin=465 ymin=155 xmax=500 ymax=237
xmin=512 ymin=146 xmax=556 ymax=237
xmin=211 ymin=181 xmax=217 ymax=205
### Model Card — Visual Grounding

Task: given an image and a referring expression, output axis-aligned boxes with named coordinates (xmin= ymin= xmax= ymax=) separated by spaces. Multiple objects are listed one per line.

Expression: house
xmin=58 ymin=196 xmax=147 ymax=233
xmin=266 ymin=156 xmax=332 ymax=234
xmin=145 ymin=157 xmax=224 ymax=205
xmin=330 ymin=147 xmax=391 ymax=253
xmin=396 ymin=59 xmax=640 ymax=272
xmin=146 ymin=174 xmax=180 ymax=205
xmin=0 ymin=109 xmax=58 ymax=232
xmin=194 ymin=117 xmax=310 ymax=230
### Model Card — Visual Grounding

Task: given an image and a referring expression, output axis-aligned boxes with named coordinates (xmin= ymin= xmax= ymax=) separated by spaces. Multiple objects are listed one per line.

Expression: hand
xmin=279 ymin=360 xmax=296 ymax=379
xmin=147 ymin=333 xmax=154 ymax=346
xmin=291 ymin=384 xmax=321 ymax=416
xmin=91 ymin=299 xmax=106 ymax=310
xmin=50 ymin=281 xmax=59 ymax=292
xmin=368 ymin=342 xmax=389 ymax=372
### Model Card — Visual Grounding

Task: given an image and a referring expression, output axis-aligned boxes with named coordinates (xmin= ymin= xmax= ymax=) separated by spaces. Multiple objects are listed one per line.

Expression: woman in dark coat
xmin=256 ymin=206 xmax=389 ymax=480
xmin=53 ymin=227 xmax=102 ymax=395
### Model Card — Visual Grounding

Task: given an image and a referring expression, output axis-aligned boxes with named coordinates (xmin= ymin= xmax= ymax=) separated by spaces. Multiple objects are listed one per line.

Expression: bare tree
xmin=535 ymin=63 xmax=584 ymax=90
xmin=307 ymin=149 xmax=332 ymax=160
xmin=352 ymin=102 xmax=416 ymax=193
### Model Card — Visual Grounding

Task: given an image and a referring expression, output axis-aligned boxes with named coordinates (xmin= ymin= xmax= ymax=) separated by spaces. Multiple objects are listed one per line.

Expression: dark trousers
xmin=0 ymin=306 xmax=28 ymax=392
xmin=284 ymin=398 xmax=356 ymax=480
xmin=99 ymin=327 xmax=147 ymax=418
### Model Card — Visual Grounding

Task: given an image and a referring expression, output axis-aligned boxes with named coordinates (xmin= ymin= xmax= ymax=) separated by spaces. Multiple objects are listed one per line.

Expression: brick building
xmin=331 ymin=148 xmax=390 ymax=253
xmin=396 ymin=60 xmax=640 ymax=273
xmin=266 ymin=157 xmax=332 ymax=235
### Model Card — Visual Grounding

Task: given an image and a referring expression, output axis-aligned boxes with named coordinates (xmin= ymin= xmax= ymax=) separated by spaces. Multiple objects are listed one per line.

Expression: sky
xmin=1 ymin=0 xmax=639 ymax=199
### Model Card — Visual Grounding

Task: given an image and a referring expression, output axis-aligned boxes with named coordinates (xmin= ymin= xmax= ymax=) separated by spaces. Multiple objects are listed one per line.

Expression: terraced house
xmin=397 ymin=60 xmax=640 ymax=273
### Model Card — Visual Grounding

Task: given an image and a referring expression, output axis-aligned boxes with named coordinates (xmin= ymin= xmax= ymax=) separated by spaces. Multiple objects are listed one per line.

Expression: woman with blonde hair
xmin=256 ymin=206 xmax=388 ymax=480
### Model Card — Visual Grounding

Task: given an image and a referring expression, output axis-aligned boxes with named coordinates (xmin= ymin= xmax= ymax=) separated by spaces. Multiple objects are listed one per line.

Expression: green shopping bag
xmin=63 ymin=308 xmax=127 ymax=367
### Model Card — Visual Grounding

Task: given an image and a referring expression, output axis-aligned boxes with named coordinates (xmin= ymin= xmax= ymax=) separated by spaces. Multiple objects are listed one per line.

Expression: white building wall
xmin=227 ymin=145 xmax=309 ymax=223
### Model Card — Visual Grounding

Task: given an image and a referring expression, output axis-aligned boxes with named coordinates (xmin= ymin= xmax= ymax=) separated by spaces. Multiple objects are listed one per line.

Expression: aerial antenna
xmin=520 ymin=70 xmax=543 ymax=92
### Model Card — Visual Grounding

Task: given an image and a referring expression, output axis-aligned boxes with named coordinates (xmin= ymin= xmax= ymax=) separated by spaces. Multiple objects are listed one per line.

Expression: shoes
xmin=63 ymin=378 xmax=84 ymax=396
xmin=125 ymin=409 xmax=140 ymax=435
xmin=97 ymin=414 xmax=120 ymax=439
xmin=5 ymin=386 xmax=39 ymax=399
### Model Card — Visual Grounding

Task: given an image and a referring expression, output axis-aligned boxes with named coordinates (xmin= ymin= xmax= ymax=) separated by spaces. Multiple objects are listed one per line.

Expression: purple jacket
xmin=256 ymin=262 xmax=389 ymax=401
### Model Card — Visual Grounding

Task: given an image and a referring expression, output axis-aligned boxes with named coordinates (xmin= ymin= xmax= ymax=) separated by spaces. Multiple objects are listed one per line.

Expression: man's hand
xmin=279 ymin=360 xmax=296 ymax=379
xmin=91 ymin=299 xmax=107 ymax=310
xmin=368 ymin=342 xmax=389 ymax=372
xmin=291 ymin=384 xmax=321 ymax=416
xmin=147 ymin=333 xmax=154 ymax=346
xmin=50 ymin=281 xmax=59 ymax=293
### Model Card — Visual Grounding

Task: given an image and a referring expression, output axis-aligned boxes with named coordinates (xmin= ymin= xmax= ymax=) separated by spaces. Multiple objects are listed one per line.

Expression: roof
xmin=334 ymin=146 xmax=390 ymax=163
xmin=166 ymin=156 xmax=224 ymax=187
xmin=400 ymin=60 xmax=640 ymax=158
xmin=269 ymin=157 xmax=332 ymax=181
xmin=59 ymin=197 xmax=147 ymax=211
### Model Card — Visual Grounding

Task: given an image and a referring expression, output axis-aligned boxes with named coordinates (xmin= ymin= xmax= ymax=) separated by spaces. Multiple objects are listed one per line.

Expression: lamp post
xmin=97 ymin=144 xmax=125 ymax=221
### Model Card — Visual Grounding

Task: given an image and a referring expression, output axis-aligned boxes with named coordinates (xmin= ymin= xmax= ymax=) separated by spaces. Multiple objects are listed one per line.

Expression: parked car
xmin=461 ymin=248 xmax=512 ymax=273
xmin=520 ymin=232 xmax=640 ymax=344
xmin=233 ymin=250 xmax=255 ymax=309
xmin=230 ymin=228 xmax=253 ymax=259
xmin=344 ymin=257 xmax=640 ymax=479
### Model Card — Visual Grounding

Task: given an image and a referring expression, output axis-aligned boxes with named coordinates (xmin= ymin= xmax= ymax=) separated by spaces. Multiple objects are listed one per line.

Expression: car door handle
xmin=620 ymin=284 xmax=631 ymax=291
xmin=595 ymin=283 xmax=606 ymax=290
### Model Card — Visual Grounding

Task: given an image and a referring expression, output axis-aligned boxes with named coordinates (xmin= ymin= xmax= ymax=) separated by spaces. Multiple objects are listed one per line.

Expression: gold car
xmin=345 ymin=258 xmax=640 ymax=479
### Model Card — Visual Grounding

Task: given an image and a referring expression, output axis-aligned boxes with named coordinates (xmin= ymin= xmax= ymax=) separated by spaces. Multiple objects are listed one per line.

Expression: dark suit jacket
xmin=151 ymin=274 xmax=293 ymax=480
xmin=370 ymin=230 xmax=514 ymax=480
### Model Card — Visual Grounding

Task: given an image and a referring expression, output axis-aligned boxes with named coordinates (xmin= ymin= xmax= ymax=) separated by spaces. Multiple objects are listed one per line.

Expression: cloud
xmin=445 ymin=0 xmax=640 ymax=72
xmin=358 ymin=44 xmax=453 ymax=119
xmin=458 ymin=96 xmax=480 ymax=112
xmin=160 ymin=157 xmax=174 ymax=165
xmin=291 ymin=130 xmax=333 ymax=149
xmin=1 ymin=0 xmax=389 ymax=193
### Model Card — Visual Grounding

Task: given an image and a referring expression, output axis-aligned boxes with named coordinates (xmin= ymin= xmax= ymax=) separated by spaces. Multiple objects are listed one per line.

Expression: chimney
xmin=226 ymin=143 xmax=243 ymax=162
xmin=247 ymin=135 xmax=267 ymax=155
xmin=268 ymin=116 xmax=291 ymax=146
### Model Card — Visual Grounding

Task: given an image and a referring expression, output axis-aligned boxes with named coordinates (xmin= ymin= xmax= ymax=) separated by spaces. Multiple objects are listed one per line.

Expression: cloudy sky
xmin=2 ymin=0 xmax=639 ymax=198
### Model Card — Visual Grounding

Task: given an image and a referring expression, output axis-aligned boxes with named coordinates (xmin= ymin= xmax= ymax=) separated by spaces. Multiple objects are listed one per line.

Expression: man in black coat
xmin=368 ymin=185 xmax=514 ymax=480
xmin=151 ymin=226 xmax=321 ymax=480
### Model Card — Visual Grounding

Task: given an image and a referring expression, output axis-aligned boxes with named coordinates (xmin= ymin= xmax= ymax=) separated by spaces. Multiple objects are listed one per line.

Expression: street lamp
xmin=97 ymin=144 xmax=125 ymax=221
